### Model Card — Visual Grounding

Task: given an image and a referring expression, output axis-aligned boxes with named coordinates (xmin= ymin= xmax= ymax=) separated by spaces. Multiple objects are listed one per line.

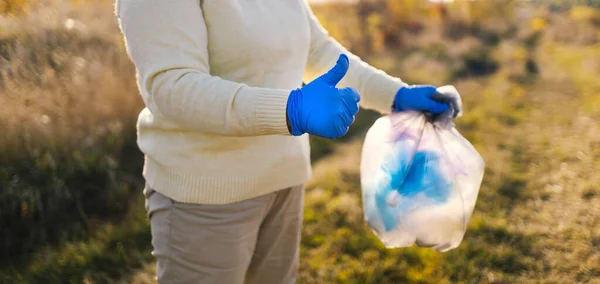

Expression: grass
xmin=0 ymin=1 xmax=147 ymax=281
xmin=1 ymin=0 xmax=600 ymax=283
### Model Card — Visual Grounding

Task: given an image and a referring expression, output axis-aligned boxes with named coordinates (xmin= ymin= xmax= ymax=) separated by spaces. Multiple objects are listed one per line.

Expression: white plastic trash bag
xmin=360 ymin=86 xmax=485 ymax=252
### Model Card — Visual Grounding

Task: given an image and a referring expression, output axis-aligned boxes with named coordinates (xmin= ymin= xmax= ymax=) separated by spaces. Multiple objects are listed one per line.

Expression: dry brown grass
xmin=0 ymin=0 xmax=141 ymax=159
xmin=1 ymin=2 xmax=149 ymax=281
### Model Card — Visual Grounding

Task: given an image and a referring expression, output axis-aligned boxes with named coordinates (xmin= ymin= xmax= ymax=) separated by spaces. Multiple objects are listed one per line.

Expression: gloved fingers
xmin=341 ymin=87 xmax=361 ymax=103
xmin=430 ymin=91 xmax=458 ymax=118
xmin=434 ymin=85 xmax=463 ymax=118
xmin=335 ymin=124 xmax=350 ymax=139
xmin=338 ymin=108 xmax=354 ymax=126
xmin=339 ymin=87 xmax=360 ymax=115
xmin=429 ymin=91 xmax=452 ymax=104
xmin=319 ymin=54 xmax=350 ymax=86
xmin=426 ymin=99 xmax=450 ymax=114
xmin=411 ymin=85 xmax=437 ymax=97
xmin=395 ymin=85 xmax=436 ymax=112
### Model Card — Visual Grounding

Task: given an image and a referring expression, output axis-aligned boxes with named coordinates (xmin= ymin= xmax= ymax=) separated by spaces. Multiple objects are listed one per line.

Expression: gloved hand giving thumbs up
xmin=286 ymin=54 xmax=360 ymax=139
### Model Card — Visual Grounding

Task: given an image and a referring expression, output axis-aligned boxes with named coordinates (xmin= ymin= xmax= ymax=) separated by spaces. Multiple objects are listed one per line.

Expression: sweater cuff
xmin=368 ymin=77 xmax=408 ymax=114
xmin=254 ymin=88 xmax=292 ymax=135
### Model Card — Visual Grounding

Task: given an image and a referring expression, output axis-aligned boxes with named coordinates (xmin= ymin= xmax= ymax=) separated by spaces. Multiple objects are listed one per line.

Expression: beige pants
xmin=144 ymin=184 xmax=304 ymax=284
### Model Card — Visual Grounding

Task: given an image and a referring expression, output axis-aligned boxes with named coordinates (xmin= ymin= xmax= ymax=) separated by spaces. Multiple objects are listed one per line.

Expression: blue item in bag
xmin=375 ymin=149 xmax=452 ymax=231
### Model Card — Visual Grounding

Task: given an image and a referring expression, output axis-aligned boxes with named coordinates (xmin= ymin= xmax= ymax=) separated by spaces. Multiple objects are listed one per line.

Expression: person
xmin=115 ymin=0 xmax=462 ymax=283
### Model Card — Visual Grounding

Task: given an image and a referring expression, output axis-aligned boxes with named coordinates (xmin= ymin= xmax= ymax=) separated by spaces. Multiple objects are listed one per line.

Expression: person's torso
xmin=201 ymin=0 xmax=311 ymax=89
xmin=138 ymin=0 xmax=314 ymax=176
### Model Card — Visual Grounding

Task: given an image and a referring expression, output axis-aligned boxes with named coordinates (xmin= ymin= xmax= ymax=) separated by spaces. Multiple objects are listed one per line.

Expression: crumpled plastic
xmin=360 ymin=86 xmax=485 ymax=252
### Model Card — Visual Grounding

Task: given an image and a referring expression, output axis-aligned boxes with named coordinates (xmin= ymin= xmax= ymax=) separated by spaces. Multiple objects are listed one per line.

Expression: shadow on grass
xmin=0 ymin=194 xmax=153 ymax=284
xmin=497 ymin=176 xmax=528 ymax=202
xmin=0 ymin=131 xmax=146 ymax=277
xmin=310 ymin=109 xmax=381 ymax=163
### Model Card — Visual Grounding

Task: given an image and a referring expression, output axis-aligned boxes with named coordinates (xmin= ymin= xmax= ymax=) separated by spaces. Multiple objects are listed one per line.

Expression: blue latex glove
xmin=287 ymin=54 xmax=360 ymax=139
xmin=393 ymin=85 xmax=450 ymax=115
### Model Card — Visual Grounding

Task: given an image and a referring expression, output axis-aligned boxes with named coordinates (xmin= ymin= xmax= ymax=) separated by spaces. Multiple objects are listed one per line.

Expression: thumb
xmin=319 ymin=54 xmax=349 ymax=86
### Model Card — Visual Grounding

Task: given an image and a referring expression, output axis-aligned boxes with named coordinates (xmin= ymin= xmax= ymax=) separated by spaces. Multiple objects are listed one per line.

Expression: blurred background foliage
xmin=1 ymin=0 xmax=599 ymax=283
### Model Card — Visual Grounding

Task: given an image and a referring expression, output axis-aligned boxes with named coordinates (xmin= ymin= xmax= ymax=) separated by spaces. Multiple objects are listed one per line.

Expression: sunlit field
xmin=1 ymin=0 xmax=599 ymax=283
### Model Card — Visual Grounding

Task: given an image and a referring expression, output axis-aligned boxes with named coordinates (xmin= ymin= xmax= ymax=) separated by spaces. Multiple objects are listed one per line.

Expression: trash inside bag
xmin=360 ymin=90 xmax=485 ymax=252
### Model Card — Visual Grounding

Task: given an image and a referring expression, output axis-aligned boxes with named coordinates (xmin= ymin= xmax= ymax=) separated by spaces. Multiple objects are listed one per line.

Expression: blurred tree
xmin=357 ymin=0 xmax=379 ymax=53
xmin=384 ymin=0 xmax=429 ymax=33
xmin=0 ymin=0 xmax=30 ymax=15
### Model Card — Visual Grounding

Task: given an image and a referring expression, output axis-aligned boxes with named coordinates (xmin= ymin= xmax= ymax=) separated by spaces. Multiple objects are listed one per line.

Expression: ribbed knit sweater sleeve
xmin=302 ymin=0 xmax=408 ymax=114
xmin=117 ymin=0 xmax=291 ymax=136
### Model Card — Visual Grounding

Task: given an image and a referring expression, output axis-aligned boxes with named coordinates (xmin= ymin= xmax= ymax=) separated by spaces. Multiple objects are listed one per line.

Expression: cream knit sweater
xmin=116 ymin=0 xmax=407 ymax=204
